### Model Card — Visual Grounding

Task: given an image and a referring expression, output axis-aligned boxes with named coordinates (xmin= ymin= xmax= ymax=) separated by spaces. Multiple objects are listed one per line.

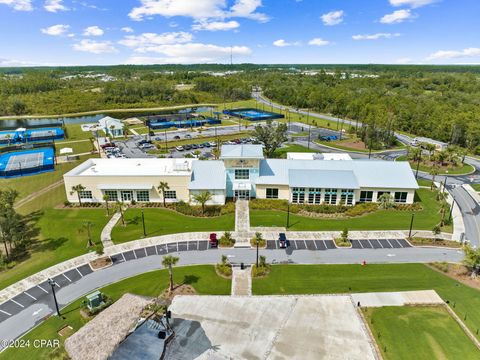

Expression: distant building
xmin=412 ymin=137 xmax=448 ymax=151
xmin=64 ymin=144 xmax=418 ymax=205
xmin=98 ymin=116 xmax=124 ymax=138
xmin=286 ymin=152 xmax=352 ymax=161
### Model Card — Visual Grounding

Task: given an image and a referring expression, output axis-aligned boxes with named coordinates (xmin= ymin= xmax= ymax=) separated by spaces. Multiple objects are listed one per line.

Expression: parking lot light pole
xmin=256 ymin=238 xmax=259 ymax=268
xmin=141 ymin=209 xmax=146 ymax=237
xmin=408 ymin=212 xmax=415 ymax=239
xmin=48 ymin=278 xmax=61 ymax=317
xmin=448 ymin=198 xmax=455 ymax=223
xmin=286 ymin=203 xmax=290 ymax=229
xmin=415 ymin=156 xmax=421 ymax=179
xmin=164 ymin=129 xmax=168 ymax=152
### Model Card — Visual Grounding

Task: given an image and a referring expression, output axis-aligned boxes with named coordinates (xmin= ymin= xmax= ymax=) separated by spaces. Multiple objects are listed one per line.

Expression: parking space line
xmin=11 ymin=299 xmax=24 ymax=308
xmin=176 ymin=243 xmax=179 ymax=252
xmin=378 ymin=240 xmax=385 ymax=249
xmin=24 ymin=292 xmax=37 ymax=301
xmin=0 ymin=309 xmax=11 ymax=316
xmin=37 ymin=285 xmax=48 ymax=294
xmin=393 ymin=239 xmax=402 ymax=248
xmin=121 ymin=253 xmax=126 ymax=262
xmin=313 ymin=240 xmax=318 ymax=250
xmin=358 ymin=240 xmax=364 ymax=249
xmin=76 ymin=268 xmax=83 ymax=277
xmin=367 ymin=240 xmax=374 ymax=248
xmin=133 ymin=250 xmax=137 ymax=259
xmin=63 ymin=273 xmax=72 ymax=282
xmin=144 ymin=248 xmax=148 ymax=257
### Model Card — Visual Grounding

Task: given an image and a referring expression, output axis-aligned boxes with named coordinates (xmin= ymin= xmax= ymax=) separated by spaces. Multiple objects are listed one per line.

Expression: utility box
xmin=86 ymin=291 xmax=103 ymax=310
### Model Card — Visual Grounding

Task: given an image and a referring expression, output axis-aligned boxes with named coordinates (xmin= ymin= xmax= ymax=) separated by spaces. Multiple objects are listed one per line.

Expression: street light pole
xmin=448 ymin=197 xmax=455 ymax=223
xmin=286 ymin=203 xmax=290 ymax=229
xmin=307 ymin=110 xmax=311 ymax=149
xmin=415 ymin=156 xmax=421 ymax=179
xmin=408 ymin=212 xmax=415 ymax=239
xmin=164 ymin=129 xmax=168 ymax=152
xmin=48 ymin=278 xmax=61 ymax=317
xmin=256 ymin=238 xmax=259 ymax=268
xmin=141 ymin=209 xmax=146 ymax=237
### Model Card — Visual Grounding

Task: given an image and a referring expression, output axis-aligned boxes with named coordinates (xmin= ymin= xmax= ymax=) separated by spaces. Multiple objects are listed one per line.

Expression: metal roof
xmin=289 ymin=169 xmax=359 ymax=189
xmin=257 ymin=159 xmax=419 ymax=189
xmin=220 ymin=144 xmax=264 ymax=159
xmin=189 ymin=160 xmax=226 ymax=190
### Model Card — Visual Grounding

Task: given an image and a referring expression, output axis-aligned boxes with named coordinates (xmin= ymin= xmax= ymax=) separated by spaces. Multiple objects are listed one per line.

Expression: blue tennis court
xmin=0 ymin=147 xmax=55 ymax=177
xmin=0 ymin=127 xmax=64 ymax=145
xmin=147 ymin=118 xmax=221 ymax=130
xmin=223 ymin=108 xmax=284 ymax=121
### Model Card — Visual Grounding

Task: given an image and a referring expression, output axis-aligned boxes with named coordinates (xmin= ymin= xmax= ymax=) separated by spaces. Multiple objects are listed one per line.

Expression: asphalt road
xmin=0 ymin=245 xmax=464 ymax=348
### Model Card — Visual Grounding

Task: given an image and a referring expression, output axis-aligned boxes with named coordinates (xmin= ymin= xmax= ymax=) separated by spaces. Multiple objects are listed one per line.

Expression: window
xmin=292 ymin=187 xmax=305 ymax=204
xmin=394 ymin=192 xmax=408 ymax=203
xmin=235 ymin=169 xmax=249 ymax=180
xmin=359 ymin=191 xmax=373 ymax=203
xmin=324 ymin=189 xmax=338 ymax=205
xmin=266 ymin=188 xmax=279 ymax=199
xmin=341 ymin=189 xmax=354 ymax=205
xmin=308 ymin=188 xmax=321 ymax=204
xmin=79 ymin=190 xmax=92 ymax=199
xmin=377 ymin=191 xmax=391 ymax=201
xmin=104 ymin=190 xmax=118 ymax=201
xmin=136 ymin=190 xmax=150 ymax=202
xmin=164 ymin=190 xmax=177 ymax=200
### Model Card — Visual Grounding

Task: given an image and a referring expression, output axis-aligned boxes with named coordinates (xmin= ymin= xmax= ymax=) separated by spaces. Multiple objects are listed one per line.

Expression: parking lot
xmin=266 ymin=238 xmax=411 ymax=250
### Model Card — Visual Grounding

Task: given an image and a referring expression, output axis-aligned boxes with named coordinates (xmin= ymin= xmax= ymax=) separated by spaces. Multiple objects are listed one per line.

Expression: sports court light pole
xmin=286 ymin=203 xmax=290 ymax=228
xmin=48 ymin=278 xmax=61 ymax=317
xmin=408 ymin=213 xmax=415 ymax=239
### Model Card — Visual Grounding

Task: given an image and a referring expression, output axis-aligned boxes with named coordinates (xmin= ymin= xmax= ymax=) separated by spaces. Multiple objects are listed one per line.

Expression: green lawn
xmin=364 ymin=306 xmax=479 ymax=360
xmin=55 ymin=139 xmax=94 ymax=155
xmin=63 ymin=123 xmax=93 ymax=141
xmin=0 ymin=209 xmax=109 ymax=290
xmin=16 ymin=184 xmax=67 ymax=215
xmin=273 ymin=143 xmax=317 ymax=158
xmin=471 ymin=183 xmax=480 ymax=192
xmin=111 ymin=208 xmax=235 ymax=243
xmin=252 ymin=264 xmax=480 ymax=341
xmin=0 ymin=265 xmax=230 ymax=360
xmin=397 ymin=155 xmax=475 ymax=175
xmin=251 ymin=188 xmax=448 ymax=232
xmin=417 ymin=178 xmax=433 ymax=187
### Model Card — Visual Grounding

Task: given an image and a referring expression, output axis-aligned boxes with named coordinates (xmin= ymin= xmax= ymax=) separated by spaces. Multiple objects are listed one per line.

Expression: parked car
xmin=101 ymin=142 xmax=115 ymax=149
xmin=173 ymin=135 xmax=181 ymax=140
xmin=198 ymin=143 xmax=205 ymax=148
xmin=203 ymin=142 xmax=211 ymax=148
xmin=185 ymin=134 xmax=192 ymax=139
xmin=209 ymin=141 xmax=216 ymax=147
xmin=234 ymin=138 xmax=241 ymax=144
xmin=191 ymin=143 xmax=199 ymax=149
xmin=154 ymin=137 xmax=161 ymax=141
xmin=278 ymin=233 xmax=287 ymax=248
xmin=184 ymin=144 xmax=192 ymax=150
xmin=176 ymin=146 xmax=184 ymax=151
xmin=209 ymin=233 xmax=218 ymax=248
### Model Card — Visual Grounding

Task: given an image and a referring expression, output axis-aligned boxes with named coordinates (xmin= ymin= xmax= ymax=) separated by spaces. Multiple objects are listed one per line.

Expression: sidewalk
xmin=100 ymin=212 xmax=121 ymax=248
xmin=231 ymin=267 xmax=252 ymax=296
xmin=234 ymin=199 xmax=251 ymax=247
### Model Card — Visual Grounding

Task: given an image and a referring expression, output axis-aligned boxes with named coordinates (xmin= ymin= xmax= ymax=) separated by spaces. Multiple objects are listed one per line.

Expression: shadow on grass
xmin=182 ymin=275 xmax=199 ymax=286
xmin=35 ymin=237 xmax=68 ymax=252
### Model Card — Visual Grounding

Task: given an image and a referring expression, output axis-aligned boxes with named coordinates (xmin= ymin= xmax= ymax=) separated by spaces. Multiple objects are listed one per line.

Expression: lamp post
xmin=368 ymin=136 xmax=373 ymax=160
xmin=286 ymin=203 xmax=290 ymax=229
xmin=141 ymin=209 xmax=146 ymax=237
xmin=448 ymin=198 xmax=455 ymax=223
xmin=443 ymin=171 xmax=449 ymax=193
xmin=164 ymin=129 xmax=168 ymax=152
xmin=256 ymin=238 xmax=259 ymax=268
xmin=415 ymin=155 xmax=421 ymax=179
xmin=408 ymin=212 xmax=415 ymax=239
xmin=307 ymin=110 xmax=311 ymax=149
xmin=48 ymin=278 xmax=61 ymax=317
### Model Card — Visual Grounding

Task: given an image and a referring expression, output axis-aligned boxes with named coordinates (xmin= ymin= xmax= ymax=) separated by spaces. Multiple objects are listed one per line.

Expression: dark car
xmin=184 ymin=144 xmax=192 ymax=150
xmin=173 ymin=135 xmax=181 ymax=140
xmin=209 ymin=233 xmax=218 ymax=248
xmin=278 ymin=233 xmax=287 ymax=248
xmin=191 ymin=143 xmax=199 ymax=149
xmin=203 ymin=142 xmax=211 ymax=148
xmin=101 ymin=142 xmax=115 ymax=149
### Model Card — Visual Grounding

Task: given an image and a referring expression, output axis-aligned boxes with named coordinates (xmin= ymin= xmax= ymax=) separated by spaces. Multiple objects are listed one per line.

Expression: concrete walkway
xmin=231 ymin=267 xmax=252 ymax=296
xmin=234 ymin=199 xmax=251 ymax=247
xmin=351 ymin=290 xmax=443 ymax=307
xmin=100 ymin=212 xmax=121 ymax=248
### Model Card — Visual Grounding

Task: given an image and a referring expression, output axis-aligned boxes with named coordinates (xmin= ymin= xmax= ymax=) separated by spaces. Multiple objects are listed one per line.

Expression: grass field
xmin=0 ymin=208 xmax=109 ymax=290
xmin=252 ymin=264 xmax=480 ymax=341
xmin=364 ymin=306 xmax=479 ymax=359
xmin=250 ymin=188 xmax=449 ymax=232
xmin=55 ymin=139 xmax=93 ymax=155
xmin=417 ymin=178 xmax=433 ymax=187
xmin=273 ymin=143 xmax=317 ymax=158
xmin=0 ymin=265 xmax=230 ymax=360
xmin=471 ymin=183 xmax=480 ymax=192
xmin=397 ymin=155 xmax=475 ymax=175
xmin=111 ymin=208 xmax=235 ymax=243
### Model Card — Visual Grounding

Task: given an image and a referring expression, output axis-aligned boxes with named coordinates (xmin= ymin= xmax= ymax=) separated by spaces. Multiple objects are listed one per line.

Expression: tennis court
xmin=223 ymin=108 xmax=284 ymax=121
xmin=24 ymin=127 xmax=64 ymax=141
xmin=0 ymin=147 xmax=55 ymax=177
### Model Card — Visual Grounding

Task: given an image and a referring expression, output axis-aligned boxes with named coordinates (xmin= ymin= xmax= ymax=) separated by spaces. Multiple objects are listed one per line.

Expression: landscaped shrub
xmin=345 ymin=203 xmax=378 ymax=216
xmin=215 ymin=255 xmax=232 ymax=277
xmin=252 ymin=256 xmax=270 ymax=277
xmin=250 ymin=232 xmax=266 ymax=248
xmin=219 ymin=231 xmax=235 ymax=247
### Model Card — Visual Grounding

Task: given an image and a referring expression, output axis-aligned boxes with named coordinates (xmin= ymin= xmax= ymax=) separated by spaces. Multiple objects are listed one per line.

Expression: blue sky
xmin=0 ymin=0 xmax=479 ymax=66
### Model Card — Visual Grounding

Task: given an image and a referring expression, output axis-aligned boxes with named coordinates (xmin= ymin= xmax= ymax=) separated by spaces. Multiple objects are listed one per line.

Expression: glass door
xmin=121 ymin=190 xmax=133 ymax=202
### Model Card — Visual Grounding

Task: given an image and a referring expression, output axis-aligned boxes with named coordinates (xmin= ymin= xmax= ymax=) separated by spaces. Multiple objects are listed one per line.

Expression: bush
xmin=250 ymin=232 xmax=266 ymax=248
xmin=95 ymin=244 xmax=104 ymax=256
xmin=63 ymin=200 xmax=71 ymax=207
xmin=252 ymin=257 xmax=270 ymax=277
xmin=430 ymin=261 xmax=449 ymax=273
xmin=219 ymin=231 xmax=235 ymax=247
xmin=216 ymin=263 xmax=232 ymax=277
xmin=345 ymin=203 xmax=378 ymax=216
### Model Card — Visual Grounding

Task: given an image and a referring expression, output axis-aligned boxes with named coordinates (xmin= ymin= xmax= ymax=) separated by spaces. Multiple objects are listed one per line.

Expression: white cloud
xmin=389 ymin=0 xmax=437 ymax=8
xmin=427 ymin=48 xmax=480 ymax=60
xmin=380 ymin=9 xmax=413 ymax=24
xmin=125 ymin=43 xmax=251 ymax=64
xmin=192 ymin=20 xmax=240 ymax=31
xmin=352 ymin=33 xmax=400 ymax=40
xmin=73 ymin=39 xmax=118 ymax=54
xmin=83 ymin=26 xmax=104 ymax=37
xmin=119 ymin=32 xmax=193 ymax=48
xmin=308 ymin=38 xmax=330 ymax=46
xmin=41 ymin=24 xmax=70 ymax=36
xmin=273 ymin=39 xmax=300 ymax=47
xmin=129 ymin=0 xmax=268 ymax=22
xmin=321 ymin=10 xmax=344 ymax=26
xmin=0 ymin=0 xmax=32 ymax=11
xmin=121 ymin=27 xmax=134 ymax=33
xmin=44 ymin=0 xmax=68 ymax=12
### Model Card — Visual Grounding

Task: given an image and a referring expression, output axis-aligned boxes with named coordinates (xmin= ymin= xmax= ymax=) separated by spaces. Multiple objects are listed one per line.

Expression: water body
xmin=0 ymin=107 xmax=214 ymax=130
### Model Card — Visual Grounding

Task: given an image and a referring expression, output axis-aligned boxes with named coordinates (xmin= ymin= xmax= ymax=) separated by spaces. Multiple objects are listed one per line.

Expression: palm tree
xmin=162 ymin=255 xmax=179 ymax=292
xmin=157 ymin=181 xmax=170 ymax=207
xmin=79 ymin=221 xmax=94 ymax=247
xmin=103 ymin=194 xmax=110 ymax=216
xmin=212 ymin=147 xmax=221 ymax=160
xmin=70 ymin=184 xmax=86 ymax=205
xmin=378 ymin=193 xmax=393 ymax=209
xmin=114 ymin=201 xmax=127 ymax=226
xmin=429 ymin=166 xmax=439 ymax=190
xmin=425 ymin=143 xmax=436 ymax=160
xmin=89 ymin=137 xmax=96 ymax=152
xmin=109 ymin=124 xmax=116 ymax=138
xmin=5 ymin=134 xmax=11 ymax=146
xmin=193 ymin=191 xmax=212 ymax=214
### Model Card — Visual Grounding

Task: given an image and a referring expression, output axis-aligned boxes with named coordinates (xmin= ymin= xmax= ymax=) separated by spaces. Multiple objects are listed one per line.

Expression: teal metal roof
xmin=220 ymin=145 xmax=264 ymax=159
xmin=288 ymin=169 xmax=359 ymax=189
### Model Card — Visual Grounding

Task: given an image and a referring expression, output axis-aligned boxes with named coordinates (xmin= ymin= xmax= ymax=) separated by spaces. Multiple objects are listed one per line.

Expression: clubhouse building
xmin=64 ymin=145 xmax=419 ymax=205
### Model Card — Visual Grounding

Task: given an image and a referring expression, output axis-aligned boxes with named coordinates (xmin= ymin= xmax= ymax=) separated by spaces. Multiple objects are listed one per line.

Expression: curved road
xmin=0 ymin=245 xmax=464 ymax=349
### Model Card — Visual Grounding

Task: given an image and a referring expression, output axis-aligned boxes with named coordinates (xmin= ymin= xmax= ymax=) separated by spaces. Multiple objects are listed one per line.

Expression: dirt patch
xmin=336 ymin=138 xmax=367 ymax=150
xmin=58 ymin=325 xmax=74 ymax=337
xmin=160 ymin=284 xmax=198 ymax=303
xmin=410 ymin=238 xmax=462 ymax=248
xmin=90 ymin=257 xmax=112 ymax=270
xmin=427 ymin=263 xmax=480 ymax=290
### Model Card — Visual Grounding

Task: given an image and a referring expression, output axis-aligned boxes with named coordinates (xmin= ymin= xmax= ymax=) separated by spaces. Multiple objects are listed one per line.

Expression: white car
xmin=176 ymin=146 xmax=184 ymax=151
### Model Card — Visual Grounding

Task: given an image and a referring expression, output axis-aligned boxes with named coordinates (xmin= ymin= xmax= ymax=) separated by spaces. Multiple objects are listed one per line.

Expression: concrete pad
xmin=351 ymin=290 xmax=443 ymax=308
xmin=168 ymin=295 xmax=376 ymax=360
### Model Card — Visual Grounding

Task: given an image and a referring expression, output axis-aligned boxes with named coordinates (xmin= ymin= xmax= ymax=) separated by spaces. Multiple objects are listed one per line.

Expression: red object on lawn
xmin=362 ymin=260 xmax=367 ymax=266
xmin=209 ymin=233 xmax=218 ymax=247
